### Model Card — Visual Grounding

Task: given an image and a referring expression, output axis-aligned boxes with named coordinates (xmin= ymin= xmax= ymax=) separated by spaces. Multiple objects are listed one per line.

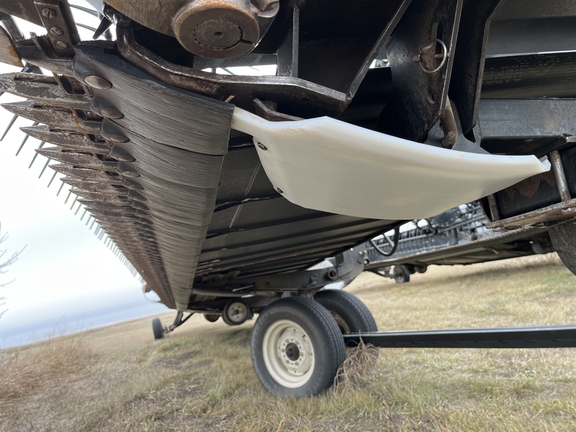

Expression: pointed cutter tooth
xmin=79 ymin=200 xmax=137 ymax=216
xmin=0 ymin=73 xmax=91 ymax=110
xmin=62 ymin=177 xmax=128 ymax=194
xmin=71 ymin=188 xmax=132 ymax=205
xmin=22 ymin=125 xmax=110 ymax=155
xmin=36 ymin=147 xmax=118 ymax=170
xmin=50 ymin=164 xmax=124 ymax=184
xmin=2 ymin=101 xmax=101 ymax=134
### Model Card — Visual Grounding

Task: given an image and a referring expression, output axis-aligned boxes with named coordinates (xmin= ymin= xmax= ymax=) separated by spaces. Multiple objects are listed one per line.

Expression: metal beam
xmin=344 ymin=325 xmax=576 ymax=348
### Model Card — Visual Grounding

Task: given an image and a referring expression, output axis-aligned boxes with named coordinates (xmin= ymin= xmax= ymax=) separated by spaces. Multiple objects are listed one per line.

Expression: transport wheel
xmin=314 ymin=290 xmax=378 ymax=334
xmin=549 ymin=221 xmax=576 ymax=276
xmin=393 ymin=265 xmax=410 ymax=283
xmin=204 ymin=314 xmax=220 ymax=323
xmin=222 ymin=300 xmax=251 ymax=326
xmin=251 ymin=297 xmax=346 ymax=397
xmin=414 ymin=264 xmax=428 ymax=274
xmin=152 ymin=318 xmax=164 ymax=340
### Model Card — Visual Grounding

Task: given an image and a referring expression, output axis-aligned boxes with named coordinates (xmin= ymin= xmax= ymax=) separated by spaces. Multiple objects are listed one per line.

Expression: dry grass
xmin=333 ymin=340 xmax=380 ymax=392
xmin=1 ymin=253 xmax=576 ymax=431
xmin=0 ymin=338 xmax=92 ymax=403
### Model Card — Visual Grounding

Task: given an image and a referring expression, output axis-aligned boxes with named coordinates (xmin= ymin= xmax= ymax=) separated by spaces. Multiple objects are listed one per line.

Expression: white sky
xmin=0 ymin=10 xmax=167 ymax=347
xmin=0 ymin=100 xmax=167 ymax=347
xmin=0 ymin=3 xmax=392 ymax=347
xmin=0 ymin=4 xmax=276 ymax=348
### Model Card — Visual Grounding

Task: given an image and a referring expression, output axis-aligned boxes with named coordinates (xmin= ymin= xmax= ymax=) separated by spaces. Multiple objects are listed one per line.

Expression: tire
xmin=549 ymin=221 xmax=576 ymax=276
xmin=393 ymin=265 xmax=410 ymax=283
xmin=152 ymin=318 xmax=164 ymax=340
xmin=250 ymin=297 xmax=346 ymax=397
xmin=314 ymin=290 xmax=378 ymax=334
xmin=222 ymin=300 xmax=251 ymax=326
xmin=204 ymin=314 xmax=220 ymax=323
xmin=414 ymin=264 xmax=428 ymax=274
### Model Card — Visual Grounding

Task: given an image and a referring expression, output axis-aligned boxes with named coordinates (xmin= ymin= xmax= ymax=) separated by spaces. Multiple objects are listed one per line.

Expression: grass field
xmin=1 ymin=254 xmax=576 ymax=431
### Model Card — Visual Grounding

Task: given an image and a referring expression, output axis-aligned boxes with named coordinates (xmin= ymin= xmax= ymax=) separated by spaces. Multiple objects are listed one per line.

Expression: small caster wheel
xmin=222 ymin=300 xmax=251 ymax=326
xmin=204 ymin=314 xmax=220 ymax=323
xmin=152 ymin=317 xmax=164 ymax=340
xmin=393 ymin=265 xmax=410 ymax=283
xmin=414 ymin=264 xmax=428 ymax=274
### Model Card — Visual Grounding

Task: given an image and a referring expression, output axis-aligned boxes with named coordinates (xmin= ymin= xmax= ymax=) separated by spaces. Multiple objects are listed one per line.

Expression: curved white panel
xmin=231 ymin=108 xmax=550 ymax=219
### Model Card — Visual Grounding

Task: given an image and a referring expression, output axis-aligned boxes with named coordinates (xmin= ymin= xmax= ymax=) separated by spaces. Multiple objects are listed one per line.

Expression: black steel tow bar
xmin=343 ymin=325 xmax=576 ymax=349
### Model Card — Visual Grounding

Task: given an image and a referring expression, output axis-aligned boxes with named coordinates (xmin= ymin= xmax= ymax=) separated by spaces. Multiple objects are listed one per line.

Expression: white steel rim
xmin=262 ymin=319 xmax=315 ymax=388
xmin=227 ymin=302 xmax=248 ymax=323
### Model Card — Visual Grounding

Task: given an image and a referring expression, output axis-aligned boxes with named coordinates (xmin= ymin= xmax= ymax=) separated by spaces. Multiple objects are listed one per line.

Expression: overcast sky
xmin=0 ymin=23 xmax=168 ymax=347
xmin=0 ymin=6 xmax=279 ymax=348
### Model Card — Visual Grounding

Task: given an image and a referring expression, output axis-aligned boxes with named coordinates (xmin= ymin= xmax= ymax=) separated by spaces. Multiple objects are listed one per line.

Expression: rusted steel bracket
xmin=377 ymin=0 xmax=463 ymax=141
xmin=487 ymin=146 xmax=576 ymax=231
xmin=487 ymin=199 xmax=576 ymax=231
xmin=34 ymin=0 xmax=79 ymax=58
xmin=116 ymin=26 xmax=347 ymax=117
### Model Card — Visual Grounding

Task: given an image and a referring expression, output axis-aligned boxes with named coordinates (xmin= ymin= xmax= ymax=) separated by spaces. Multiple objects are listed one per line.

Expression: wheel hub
xmin=262 ymin=320 xmax=315 ymax=388
xmin=285 ymin=342 xmax=300 ymax=361
xmin=277 ymin=327 xmax=312 ymax=375
xmin=228 ymin=302 xmax=248 ymax=323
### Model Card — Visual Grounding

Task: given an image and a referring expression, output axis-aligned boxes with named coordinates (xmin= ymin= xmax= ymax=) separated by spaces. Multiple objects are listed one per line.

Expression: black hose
xmin=369 ymin=227 xmax=400 ymax=257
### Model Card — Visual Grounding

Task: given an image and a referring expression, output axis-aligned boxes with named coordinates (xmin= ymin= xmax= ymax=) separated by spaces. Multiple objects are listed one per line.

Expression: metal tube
xmin=0 ymin=12 xmax=25 ymax=41
xmin=39 ymin=158 xmax=50 ymax=179
xmin=343 ymin=325 xmax=576 ymax=349
xmin=550 ymin=150 xmax=571 ymax=202
xmin=29 ymin=142 xmax=45 ymax=168
xmin=440 ymin=100 xmax=458 ymax=148
xmin=487 ymin=194 xmax=500 ymax=221
xmin=1 ymin=114 xmax=18 ymax=141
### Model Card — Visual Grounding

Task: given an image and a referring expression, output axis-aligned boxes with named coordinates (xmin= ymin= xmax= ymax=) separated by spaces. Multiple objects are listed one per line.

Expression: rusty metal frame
xmin=116 ymin=26 xmax=348 ymax=117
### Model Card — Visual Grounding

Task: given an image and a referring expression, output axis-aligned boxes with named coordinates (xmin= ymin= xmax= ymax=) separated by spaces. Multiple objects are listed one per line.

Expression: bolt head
xmin=50 ymin=26 xmax=64 ymax=36
xmin=55 ymin=41 xmax=69 ymax=49
xmin=97 ymin=107 xmax=123 ymax=119
xmin=103 ymin=133 xmax=129 ymax=143
xmin=111 ymin=152 xmax=135 ymax=162
xmin=41 ymin=8 xmax=57 ymax=18
xmin=84 ymin=75 xmax=113 ymax=90
xmin=121 ymin=171 xmax=140 ymax=178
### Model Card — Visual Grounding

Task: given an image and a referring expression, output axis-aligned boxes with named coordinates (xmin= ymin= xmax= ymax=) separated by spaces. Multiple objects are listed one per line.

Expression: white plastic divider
xmin=231 ymin=107 xmax=550 ymax=220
